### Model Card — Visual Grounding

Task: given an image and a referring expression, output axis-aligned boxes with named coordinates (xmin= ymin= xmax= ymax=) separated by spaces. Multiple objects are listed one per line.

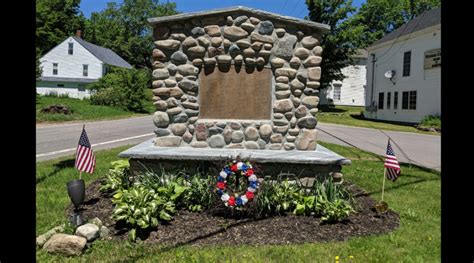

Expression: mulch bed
xmin=67 ymin=178 xmax=399 ymax=247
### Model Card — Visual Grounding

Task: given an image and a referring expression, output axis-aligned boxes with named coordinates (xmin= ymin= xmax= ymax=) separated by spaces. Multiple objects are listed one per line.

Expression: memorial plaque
xmin=424 ymin=48 xmax=441 ymax=69
xmin=199 ymin=66 xmax=272 ymax=120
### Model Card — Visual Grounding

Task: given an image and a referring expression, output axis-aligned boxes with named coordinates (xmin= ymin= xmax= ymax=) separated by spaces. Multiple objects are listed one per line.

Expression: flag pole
xmin=381 ymin=167 xmax=386 ymax=202
xmin=79 ymin=124 xmax=85 ymax=180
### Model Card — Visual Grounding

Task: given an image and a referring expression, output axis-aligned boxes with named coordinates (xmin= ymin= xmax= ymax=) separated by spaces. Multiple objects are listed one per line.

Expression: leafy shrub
xmin=257 ymin=178 xmax=300 ymax=215
xmin=313 ymin=178 xmax=354 ymax=223
xmin=100 ymin=160 xmax=131 ymax=193
xmin=182 ymin=173 xmax=214 ymax=212
xmin=88 ymin=67 xmax=151 ymax=113
xmin=420 ymin=114 xmax=441 ymax=128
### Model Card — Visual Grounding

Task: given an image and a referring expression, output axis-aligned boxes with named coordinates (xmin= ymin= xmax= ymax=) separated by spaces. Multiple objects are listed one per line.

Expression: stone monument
xmin=120 ymin=6 xmax=350 ymax=183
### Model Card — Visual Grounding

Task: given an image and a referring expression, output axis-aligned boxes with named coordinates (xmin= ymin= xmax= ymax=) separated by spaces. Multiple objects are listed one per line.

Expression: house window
xmin=57 ymin=84 xmax=64 ymax=87
xmin=409 ymin=91 xmax=417 ymax=110
xmin=333 ymin=85 xmax=341 ymax=101
xmin=53 ymin=63 xmax=58 ymax=75
xmin=78 ymin=84 xmax=86 ymax=91
xmin=403 ymin=51 xmax=411 ymax=77
xmin=68 ymin=42 xmax=73 ymax=55
xmin=83 ymin=64 xmax=88 ymax=77
xmin=387 ymin=92 xmax=391 ymax=109
xmin=378 ymin=92 xmax=384 ymax=109
xmin=394 ymin=92 xmax=398 ymax=109
xmin=402 ymin=91 xmax=409 ymax=109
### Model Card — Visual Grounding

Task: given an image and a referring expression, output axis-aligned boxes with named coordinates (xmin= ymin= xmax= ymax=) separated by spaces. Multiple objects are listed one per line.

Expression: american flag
xmin=75 ymin=127 xmax=96 ymax=174
xmin=384 ymin=139 xmax=400 ymax=182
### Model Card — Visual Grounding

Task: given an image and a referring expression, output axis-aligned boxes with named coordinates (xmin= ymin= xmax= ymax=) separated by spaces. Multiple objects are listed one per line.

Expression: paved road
xmin=36 ymin=116 xmax=441 ymax=171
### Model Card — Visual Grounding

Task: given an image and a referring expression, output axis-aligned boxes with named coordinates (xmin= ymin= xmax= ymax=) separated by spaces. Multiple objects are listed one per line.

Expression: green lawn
xmin=317 ymin=105 xmax=439 ymax=135
xmin=36 ymin=94 xmax=154 ymax=123
xmin=36 ymin=143 xmax=440 ymax=262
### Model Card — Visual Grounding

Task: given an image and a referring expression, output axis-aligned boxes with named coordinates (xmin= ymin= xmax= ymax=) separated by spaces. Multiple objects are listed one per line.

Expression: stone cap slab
xmin=148 ymin=6 xmax=330 ymax=33
xmin=119 ymin=138 xmax=351 ymax=166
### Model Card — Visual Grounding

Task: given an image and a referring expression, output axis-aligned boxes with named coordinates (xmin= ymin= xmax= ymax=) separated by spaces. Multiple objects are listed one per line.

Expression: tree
xmin=305 ymin=0 xmax=358 ymax=89
xmin=347 ymin=0 xmax=441 ymax=48
xmin=36 ymin=48 xmax=42 ymax=81
xmin=82 ymin=0 xmax=178 ymax=69
xmin=36 ymin=0 xmax=85 ymax=56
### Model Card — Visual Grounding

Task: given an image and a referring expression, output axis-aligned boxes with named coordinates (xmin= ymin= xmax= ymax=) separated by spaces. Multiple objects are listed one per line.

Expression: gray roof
xmin=370 ymin=7 xmax=440 ymax=47
xmin=148 ymin=6 xmax=330 ymax=33
xmin=72 ymin=37 xmax=133 ymax=69
xmin=39 ymin=76 xmax=99 ymax=83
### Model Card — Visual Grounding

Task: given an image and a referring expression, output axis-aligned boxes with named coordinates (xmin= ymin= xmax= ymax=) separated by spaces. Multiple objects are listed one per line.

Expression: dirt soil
xmin=67 ymin=178 xmax=400 ymax=247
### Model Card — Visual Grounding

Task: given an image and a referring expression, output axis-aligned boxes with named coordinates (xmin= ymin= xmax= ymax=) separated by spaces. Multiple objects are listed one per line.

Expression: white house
xmin=319 ymin=49 xmax=367 ymax=107
xmin=37 ymin=31 xmax=132 ymax=99
xmin=364 ymin=8 xmax=441 ymax=124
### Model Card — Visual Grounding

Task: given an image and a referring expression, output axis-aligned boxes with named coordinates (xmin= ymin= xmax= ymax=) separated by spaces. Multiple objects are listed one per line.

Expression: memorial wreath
xmin=215 ymin=159 xmax=258 ymax=207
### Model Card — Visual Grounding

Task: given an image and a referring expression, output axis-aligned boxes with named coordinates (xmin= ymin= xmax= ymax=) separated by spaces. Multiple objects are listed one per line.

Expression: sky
xmin=80 ymin=0 xmax=366 ymax=20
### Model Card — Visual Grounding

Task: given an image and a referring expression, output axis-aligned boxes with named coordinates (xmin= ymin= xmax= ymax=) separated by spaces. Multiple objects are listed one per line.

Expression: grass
xmin=36 ymin=92 xmax=154 ymax=123
xmin=36 ymin=143 xmax=440 ymax=262
xmin=316 ymin=105 xmax=439 ymax=135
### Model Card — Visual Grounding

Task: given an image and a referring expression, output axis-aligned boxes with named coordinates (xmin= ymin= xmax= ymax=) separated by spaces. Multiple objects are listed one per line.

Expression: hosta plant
xmin=100 ymin=160 xmax=131 ymax=193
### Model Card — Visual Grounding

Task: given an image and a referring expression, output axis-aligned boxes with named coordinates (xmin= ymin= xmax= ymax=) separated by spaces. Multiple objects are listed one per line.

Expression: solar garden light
xmin=67 ymin=178 xmax=85 ymax=226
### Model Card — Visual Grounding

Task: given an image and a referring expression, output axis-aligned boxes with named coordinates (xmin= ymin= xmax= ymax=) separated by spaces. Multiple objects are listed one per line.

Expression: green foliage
xmin=313 ymin=178 xmax=355 ymax=223
xmin=257 ymin=178 xmax=301 ymax=215
xmin=88 ymin=67 xmax=151 ymax=113
xmin=36 ymin=0 xmax=85 ymax=56
xmin=100 ymin=160 xmax=131 ymax=193
xmin=82 ymin=0 xmax=178 ymax=69
xmin=182 ymin=173 xmax=214 ymax=212
xmin=420 ymin=115 xmax=441 ymax=128
xmin=112 ymin=186 xmax=176 ymax=241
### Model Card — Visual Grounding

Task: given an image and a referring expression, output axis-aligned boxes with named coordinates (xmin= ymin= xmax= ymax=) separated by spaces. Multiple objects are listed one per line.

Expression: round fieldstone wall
xmin=151 ymin=12 xmax=323 ymax=151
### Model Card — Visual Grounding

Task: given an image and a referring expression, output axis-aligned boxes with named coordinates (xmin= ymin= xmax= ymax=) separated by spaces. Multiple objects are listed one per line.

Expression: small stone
xmin=256 ymin=57 xmax=265 ymax=66
xmin=170 ymin=123 xmax=187 ymax=136
xmin=152 ymin=49 xmax=166 ymax=61
xmin=204 ymin=57 xmax=217 ymax=67
xmin=197 ymin=36 xmax=211 ymax=48
xmin=234 ymin=15 xmax=248 ymax=26
xmin=270 ymin=57 xmax=285 ymax=68
xmin=99 ymin=226 xmax=110 ymax=239
xmin=155 ymin=136 xmax=182 ymax=147
xmin=153 ymin=26 xmax=170 ymax=40
xmin=297 ymin=116 xmax=317 ymax=129
xmin=182 ymin=131 xmax=193 ymax=143
xmin=43 ymin=234 xmax=87 ymax=256
xmin=259 ymin=124 xmax=273 ymax=140
xmin=273 ymin=99 xmax=293 ymax=113
xmin=208 ymin=135 xmax=225 ymax=148
xmin=204 ymin=25 xmax=221 ymax=37
xmin=167 ymin=63 xmax=178 ymax=75
xmin=301 ymin=36 xmax=319 ymax=49
xmin=217 ymin=55 xmax=232 ymax=64
xmin=251 ymin=41 xmax=263 ymax=51
xmin=167 ymin=107 xmax=182 ymax=116
xmin=181 ymin=101 xmax=199 ymax=110
xmin=234 ymin=55 xmax=243 ymax=64
xmin=173 ymin=113 xmax=188 ymax=123
xmin=188 ymin=124 xmax=195 ymax=133
xmin=223 ymin=39 xmax=231 ymax=49
xmin=294 ymin=47 xmax=310 ymax=60
xmin=309 ymin=108 xmax=318 ymax=116
xmin=273 ymin=125 xmax=289 ymax=134
xmin=216 ymin=122 xmax=226 ymax=129
xmin=312 ymin=46 xmax=323 ymax=56
xmin=228 ymin=44 xmax=240 ymax=57
xmin=275 ymin=68 xmax=297 ymax=79
xmin=191 ymin=27 xmax=205 ymax=36
xmin=242 ymin=141 xmax=258 ymax=149
xmin=178 ymin=79 xmax=197 ymax=92
xmin=307 ymin=67 xmax=321 ymax=81
xmin=223 ymin=127 xmax=233 ymax=143
xmin=250 ymin=33 xmax=273 ymax=44
xmin=303 ymin=56 xmax=322 ymax=67
xmin=241 ymin=22 xmax=255 ymax=33
xmin=275 ymin=90 xmax=291 ymax=99
xmin=244 ymin=127 xmax=259 ymax=141
xmin=269 ymin=143 xmax=282 ymax=150
xmin=170 ymin=33 xmax=186 ymax=41
xmin=223 ymin=26 xmax=249 ymax=41
xmin=293 ymin=89 xmax=302 ymax=97
xmin=169 ymin=87 xmax=184 ymax=98
xmin=75 ymin=223 xmax=100 ymax=242
xmin=242 ymin=48 xmax=256 ymax=58
xmin=304 ymin=88 xmax=319 ymax=96
xmin=296 ymin=31 xmax=305 ymax=40
xmin=154 ymin=128 xmax=170 ymax=137
xmin=191 ymin=141 xmax=208 ymax=148
xmin=302 ymin=96 xmax=320 ymax=109
xmin=154 ymin=101 xmax=167 ymax=111
xmin=273 ymin=113 xmax=284 ymax=119
xmin=273 ymin=118 xmax=289 ymax=126
xmin=227 ymin=143 xmax=244 ymax=149
xmin=211 ymin=37 xmax=223 ymax=47
xmin=306 ymin=81 xmax=320 ymax=89
xmin=290 ymin=116 xmax=297 ymax=128
xmin=295 ymin=128 xmax=318 ymax=150
xmin=274 ymin=35 xmax=297 ymax=60
xmin=295 ymin=105 xmax=308 ymax=118
xmin=226 ymin=16 xmax=233 ymax=25
xmin=175 ymin=74 xmax=183 ymax=82
xmin=195 ymin=123 xmax=208 ymax=141
xmin=249 ymin=17 xmax=261 ymax=25
xmin=90 ymin=217 xmax=103 ymax=228
xmin=192 ymin=58 xmax=203 ymax=67
xmin=276 ymin=76 xmax=289 ymax=83
xmin=163 ymin=79 xmax=176 ymax=87
xmin=290 ymin=57 xmax=301 ymax=69
xmin=152 ymin=68 xmax=169 ymax=80
xmin=184 ymin=109 xmax=199 ymax=117
xmin=153 ymin=61 xmax=166 ymax=69
xmin=177 ymin=64 xmax=199 ymax=76
xmin=270 ymin=133 xmax=283 ymax=143
xmin=284 ymin=112 xmax=293 ymax=120
xmin=245 ymin=58 xmax=256 ymax=65
xmin=229 ymin=122 xmax=241 ymax=130
xmin=275 ymin=28 xmax=286 ymax=37
xmin=286 ymin=135 xmax=296 ymax=142
xmin=166 ymin=97 xmax=179 ymax=107
xmin=263 ymin=43 xmax=272 ymax=50
xmin=154 ymin=39 xmax=181 ymax=51
xmin=208 ymin=127 xmax=224 ymax=136
xmin=290 ymin=79 xmax=305 ymax=90
xmin=36 ymin=225 xmax=65 ymax=247
xmin=258 ymin=20 xmax=274 ymax=35
xmin=187 ymin=46 xmax=206 ymax=58
xmin=231 ymin=131 xmax=244 ymax=143
xmin=153 ymin=111 xmax=169 ymax=128
xmin=284 ymin=142 xmax=295 ymax=150
xmin=275 ymin=83 xmax=290 ymax=91
xmin=171 ymin=51 xmax=188 ymax=65
xmin=182 ymin=37 xmax=198 ymax=50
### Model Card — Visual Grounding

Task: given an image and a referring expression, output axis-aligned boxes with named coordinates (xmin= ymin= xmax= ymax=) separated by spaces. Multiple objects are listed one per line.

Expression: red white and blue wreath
xmin=216 ymin=160 xmax=258 ymax=207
